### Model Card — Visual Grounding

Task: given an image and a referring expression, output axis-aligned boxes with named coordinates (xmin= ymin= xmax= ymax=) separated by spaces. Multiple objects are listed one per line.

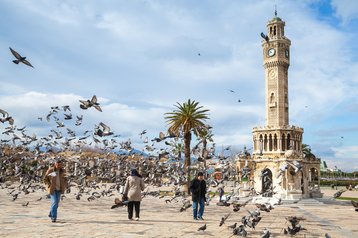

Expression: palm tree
xmin=164 ymin=99 xmax=210 ymax=193
xmin=196 ymin=126 xmax=214 ymax=169
xmin=302 ymin=144 xmax=316 ymax=159
xmin=170 ymin=138 xmax=184 ymax=161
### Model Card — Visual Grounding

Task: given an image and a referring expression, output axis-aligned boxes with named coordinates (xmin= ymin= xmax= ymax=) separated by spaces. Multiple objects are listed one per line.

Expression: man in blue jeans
xmin=190 ymin=172 xmax=207 ymax=220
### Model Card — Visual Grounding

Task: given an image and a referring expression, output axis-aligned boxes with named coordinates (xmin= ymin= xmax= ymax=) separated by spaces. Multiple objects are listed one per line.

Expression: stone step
xmin=281 ymin=198 xmax=324 ymax=206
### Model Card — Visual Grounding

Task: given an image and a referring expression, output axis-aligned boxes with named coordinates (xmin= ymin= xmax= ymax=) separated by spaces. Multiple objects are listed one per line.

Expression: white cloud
xmin=331 ymin=0 xmax=358 ymax=25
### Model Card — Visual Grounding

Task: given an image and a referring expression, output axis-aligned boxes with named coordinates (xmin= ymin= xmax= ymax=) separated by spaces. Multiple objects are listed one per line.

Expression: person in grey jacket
xmin=124 ymin=169 xmax=145 ymax=221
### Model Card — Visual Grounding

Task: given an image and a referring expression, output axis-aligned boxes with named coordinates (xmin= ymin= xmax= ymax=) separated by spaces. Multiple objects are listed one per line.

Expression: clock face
xmin=285 ymin=49 xmax=289 ymax=58
xmin=268 ymin=48 xmax=275 ymax=57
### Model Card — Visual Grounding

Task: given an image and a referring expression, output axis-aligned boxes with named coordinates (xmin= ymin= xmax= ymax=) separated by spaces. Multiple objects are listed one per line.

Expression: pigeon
xmin=197 ymin=223 xmax=206 ymax=231
xmin=260 ymin=32 xmax=269 ymax=42
xmin=179 ymin=200 xmax=192 ymax=212
xmin=219 ymin=212 xmax=230 ymax=226
xmin=227 ymin=223 xmax=237 ymax=229
xmin=261 ymin=228 xmax=270 ymax=238
xmin=351 ymin=200 xmax=358 ymax=211
xmin=139 ymin=130 xmax=147 ymax=138
xmin=333 ymin=189 xmax=345 ymax=198
xmin=0 ymin=109 xmax=14 ymax=125
xmin=95 ymin=122 xmax=113 ymax=137
xmin=233 ymin=225 xmax=247 ymax=237
xmin=9 ymin=47 xmax=34 ymax=68
xmin=79 ymin=95 xmax=102 ymax=112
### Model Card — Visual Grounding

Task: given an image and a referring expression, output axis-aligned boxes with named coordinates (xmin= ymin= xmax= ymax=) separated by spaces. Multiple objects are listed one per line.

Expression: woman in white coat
xmin=124 ymin=169 xmax=145 ymax=220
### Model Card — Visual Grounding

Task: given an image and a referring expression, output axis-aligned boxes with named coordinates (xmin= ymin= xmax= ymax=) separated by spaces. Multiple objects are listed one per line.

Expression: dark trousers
xmin=127 ymin=201 xmax=140 ymax=219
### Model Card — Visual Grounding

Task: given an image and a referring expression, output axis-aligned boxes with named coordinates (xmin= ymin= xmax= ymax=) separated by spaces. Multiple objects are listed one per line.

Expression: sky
xmin=0 ymin=0 xmax=357 ymax=172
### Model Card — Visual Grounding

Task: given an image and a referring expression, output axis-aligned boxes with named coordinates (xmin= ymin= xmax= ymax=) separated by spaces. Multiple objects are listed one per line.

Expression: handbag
xmin=122 ymin=193 xmax=128 ymax=202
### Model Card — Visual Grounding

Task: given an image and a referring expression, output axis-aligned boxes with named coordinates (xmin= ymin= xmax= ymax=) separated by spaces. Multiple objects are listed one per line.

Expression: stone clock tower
xmin=236 ymin=13 xmax=321 ymax=200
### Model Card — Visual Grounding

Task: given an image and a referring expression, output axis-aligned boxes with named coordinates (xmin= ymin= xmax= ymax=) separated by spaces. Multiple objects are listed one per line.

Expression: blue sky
xmin=0 ymin=0 xmax=357 ymax=171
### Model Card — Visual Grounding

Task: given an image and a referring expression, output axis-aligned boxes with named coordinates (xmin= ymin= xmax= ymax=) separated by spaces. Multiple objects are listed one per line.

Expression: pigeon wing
xmin=22 ymin=59 xmax=34 ymax=68
xmin=93 ymin=104 xmax=102 ymax=112
xmin=9 ymin=47 xmax=22 ymax=59
xmin=0 ymin=109 xmax=8 ymax=117
xmin=99 ymin=122 xmax=110 ymax=133
xmin=91 ymin=95 xmax=98 ymax=103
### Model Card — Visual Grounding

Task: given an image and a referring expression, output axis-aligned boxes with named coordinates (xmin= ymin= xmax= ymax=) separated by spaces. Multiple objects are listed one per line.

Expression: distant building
xmin=320 ymin=160 xmax=328 ymax=172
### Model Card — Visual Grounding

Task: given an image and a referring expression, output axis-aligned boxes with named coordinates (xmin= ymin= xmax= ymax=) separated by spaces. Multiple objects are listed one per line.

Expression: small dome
xmin=272 ymin=16 xmax=282 ymax=21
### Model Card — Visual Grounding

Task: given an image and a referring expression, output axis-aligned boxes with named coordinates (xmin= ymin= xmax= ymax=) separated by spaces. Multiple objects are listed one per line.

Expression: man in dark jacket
xmin=190 ymin=172 xmax=206 ymax=220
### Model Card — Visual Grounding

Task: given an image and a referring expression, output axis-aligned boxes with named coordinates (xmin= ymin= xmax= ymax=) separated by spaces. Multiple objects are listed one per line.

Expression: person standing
xmin=43 ymin=159 xmax=67 ymax=223
xmin=217 ymin=186 xmax=224 ymax=202
xmin=124 ymin=169 xmax=145 ymax=221
xmin=190 ymin=172 xmax=207 ymax=220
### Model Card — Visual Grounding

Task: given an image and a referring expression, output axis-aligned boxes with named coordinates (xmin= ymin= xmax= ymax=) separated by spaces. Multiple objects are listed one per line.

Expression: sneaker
xmin=135 ymin=217 xmax=139 ymax=221
xmin=194 ymin=217 xmax=198 ymax=220
xmin=198 ymin=217 xmax=204 ymax=220
xmin=51 ymin=219 xmax=56 ymax=223
xmin=128 ymin=218 xmax=133 ymax=220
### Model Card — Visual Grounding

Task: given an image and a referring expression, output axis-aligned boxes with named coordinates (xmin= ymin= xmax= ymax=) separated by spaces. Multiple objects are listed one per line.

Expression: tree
xmin=196 ymin=126 xmax=214 ymax=169
xmin=164 ymin=99 xmax=210 ymax=193
xmin=170 ymin=138 xmax=184 ymax=161
xmin=302 ymin=144 xmax=316 ymax=159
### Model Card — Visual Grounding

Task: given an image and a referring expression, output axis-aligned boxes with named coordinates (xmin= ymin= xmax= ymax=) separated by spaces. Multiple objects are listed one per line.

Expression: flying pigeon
xmin=260 ymin=32 xmax=269 ymax=42
xmin=0 ymin=109 xmax=14 ymax=125
xmin=79 ymin=95 xmax=102 ymax=112
xmin=9 ymin=47 xmax=34 ymax=68
xmin=95 ymin=122 xmax=113 ymax=137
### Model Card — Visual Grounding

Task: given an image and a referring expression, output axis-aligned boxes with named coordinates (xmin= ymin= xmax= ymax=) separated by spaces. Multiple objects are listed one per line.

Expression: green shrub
xmin=320 ymin=179 xmax=357 ymax=187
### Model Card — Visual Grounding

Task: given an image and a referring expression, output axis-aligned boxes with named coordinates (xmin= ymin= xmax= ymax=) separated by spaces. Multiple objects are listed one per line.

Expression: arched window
xmin=269 ymin=134 xmax=273 ymax=151
xmin=281 ymin=134 xmax=286 ymax=151
xmin=264 ymin=134 xmax=268 ymax=152
xmin=287 ymin=134 xmax=291 ymax=149
xmin=270 ymin=92 xmax=275 ymax=104
xmin=261 ymin=168 xmax=273 ymax=196
xmin=259 ymin=135 xmax=264 ymax=155
xmin=273 ymin=134 xmax=277 ymax=151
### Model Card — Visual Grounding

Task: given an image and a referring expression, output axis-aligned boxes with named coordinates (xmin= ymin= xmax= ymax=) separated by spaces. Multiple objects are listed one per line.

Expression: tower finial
xmin=275 ymin=5 xmax=277 ymax=17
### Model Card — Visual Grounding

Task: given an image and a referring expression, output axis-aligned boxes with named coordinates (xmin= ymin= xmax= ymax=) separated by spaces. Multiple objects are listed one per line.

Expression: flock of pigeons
xmin=1 ymin=47 xmax=357 ymax=237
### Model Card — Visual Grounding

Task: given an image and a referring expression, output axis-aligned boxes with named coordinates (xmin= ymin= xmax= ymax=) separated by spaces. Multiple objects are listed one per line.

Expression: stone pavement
xmin=0 ymin=185 xmax=357 ymax=238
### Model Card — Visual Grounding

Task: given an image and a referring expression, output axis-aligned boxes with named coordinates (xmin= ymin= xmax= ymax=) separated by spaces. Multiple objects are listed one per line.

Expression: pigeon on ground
xmin=227 ymin=222 xmax=237 ymax=229
xmin=197 ymin=223 xmax=206 ymax=231
xmin=333 ymin=189 xmax=345 ymax=198
xmin=351 ymin=200 xmax=358 ymax=211
xmin=261 ymin=228 xmax=270 ymax=238
xmin=219 ymin=212 xmax=230 ymax=226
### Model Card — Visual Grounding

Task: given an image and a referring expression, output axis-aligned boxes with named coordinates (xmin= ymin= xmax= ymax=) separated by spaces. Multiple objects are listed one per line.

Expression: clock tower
xmin=236 ymin=13 xmax=322 ymax=200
